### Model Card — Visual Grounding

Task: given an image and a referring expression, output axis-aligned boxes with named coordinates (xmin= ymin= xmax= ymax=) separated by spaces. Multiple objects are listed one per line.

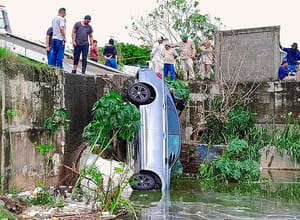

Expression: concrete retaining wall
xmin=0 ymin=62 xmax=134 ymax=190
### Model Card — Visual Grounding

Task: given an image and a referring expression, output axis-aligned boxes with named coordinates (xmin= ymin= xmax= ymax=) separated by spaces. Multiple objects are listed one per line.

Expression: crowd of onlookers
xmin=45 ymin=7 xmax=118 ymax=75
xmin=46 ymin=8 xmax=298 ymax=82
xmin=45 ymin=7 xmax=215 ymax=78
xmin=150 ymin=34 xmax=215 ymax=81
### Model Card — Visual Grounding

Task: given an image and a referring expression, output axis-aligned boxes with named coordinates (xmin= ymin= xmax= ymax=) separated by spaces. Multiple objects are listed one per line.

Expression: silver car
xmin=126 ymin=68 xmax=181 ymax=191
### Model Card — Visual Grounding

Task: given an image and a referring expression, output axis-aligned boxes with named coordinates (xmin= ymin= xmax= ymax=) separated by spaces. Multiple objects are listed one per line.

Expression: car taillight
xmin=156 ymin=72 xmax=162 ymax=79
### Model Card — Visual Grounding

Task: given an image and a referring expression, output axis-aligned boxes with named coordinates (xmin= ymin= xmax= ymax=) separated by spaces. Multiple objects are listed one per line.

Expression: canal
xmin=121 ymin=170 xmax=300 ymax=219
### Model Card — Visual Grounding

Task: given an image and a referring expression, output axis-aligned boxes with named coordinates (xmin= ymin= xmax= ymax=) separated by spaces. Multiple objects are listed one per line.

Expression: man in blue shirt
xmin=278 ymin=60 xmax=296 ymax=81
xmin=280 ymin=42 xmax=300 ymax=72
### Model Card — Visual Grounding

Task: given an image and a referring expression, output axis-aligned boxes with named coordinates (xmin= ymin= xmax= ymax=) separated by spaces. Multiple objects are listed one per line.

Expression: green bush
xmin=199 ymin=139 xmax=260 ymax=182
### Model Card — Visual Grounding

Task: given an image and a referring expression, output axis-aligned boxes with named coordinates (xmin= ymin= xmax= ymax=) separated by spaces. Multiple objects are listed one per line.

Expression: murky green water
xmin=121 ymin=170 xmax=300 ymax=219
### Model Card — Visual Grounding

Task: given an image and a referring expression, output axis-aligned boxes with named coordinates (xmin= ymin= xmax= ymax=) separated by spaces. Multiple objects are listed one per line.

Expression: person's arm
xmin=191 ymin=41 xmax=196 ymax=60
xmin=89 ymin=33 xmax=94 ymax=47
xmin=59 ymin=18 xmax=66 ymax=43
xmin=173 ymin=49 xmax=178 ymax=59
xmin=60 ymin=27 xmax=66 ymax=43
xmin=71 ymin=27 xmax=77 ymax=47
xmin=113 ymin=46 xmax=117 ymax=60
xmin=46 ymin=34 xmax=51 ymax=52
xmin=95 ymin=45 xmax=98 ymax=56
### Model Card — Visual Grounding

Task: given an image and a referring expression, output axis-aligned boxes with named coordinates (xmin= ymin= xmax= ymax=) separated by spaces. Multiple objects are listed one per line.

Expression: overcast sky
xmin=1 ymin=0 xmax=299 ymax=47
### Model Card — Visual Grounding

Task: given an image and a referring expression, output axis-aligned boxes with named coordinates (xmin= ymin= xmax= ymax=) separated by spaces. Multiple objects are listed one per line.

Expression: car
xmin=126 ymin=68 xmax=182 ymax=191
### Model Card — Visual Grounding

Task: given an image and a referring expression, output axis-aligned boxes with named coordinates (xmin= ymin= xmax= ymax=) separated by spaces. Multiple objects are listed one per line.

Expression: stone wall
xmin=179 ymin=80 xmax=300 ymax=173
xmin=214 ymin=26 xmax=281 ymax=82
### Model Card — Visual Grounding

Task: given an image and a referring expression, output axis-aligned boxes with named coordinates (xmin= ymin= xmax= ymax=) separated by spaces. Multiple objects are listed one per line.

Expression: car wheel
xmin=127 ymin=83 xmax=151 ymax=105
xmin=131 ymin=173 xmax=156 ymax=190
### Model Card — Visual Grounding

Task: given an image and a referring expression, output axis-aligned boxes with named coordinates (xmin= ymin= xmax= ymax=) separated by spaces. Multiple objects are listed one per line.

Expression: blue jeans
xmin=50 ymin=39 xmax=65 ymax=69
xmin=47 ymin=50 xmax=53 ymax=65
xmin=105 ymin=58 xmax=118 ymax=69
xmin=73 ymin=44 xmax=89 ymax=72
xmin=164 ymin=63 xmax=176 ymax=80
xmin=288 ymin=65 xmax=297 ymax=72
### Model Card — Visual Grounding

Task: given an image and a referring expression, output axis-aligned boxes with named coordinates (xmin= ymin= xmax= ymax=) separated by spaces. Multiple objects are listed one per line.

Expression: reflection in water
xmin=121 ymin=170 xmax=300 ymax=219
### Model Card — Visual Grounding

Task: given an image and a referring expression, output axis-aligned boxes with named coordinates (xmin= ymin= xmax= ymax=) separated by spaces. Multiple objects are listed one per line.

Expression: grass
xmin=0 ymin=47 xmax=50 ymax=69
xmin=0 ymin=206 xmax=17 ymax=220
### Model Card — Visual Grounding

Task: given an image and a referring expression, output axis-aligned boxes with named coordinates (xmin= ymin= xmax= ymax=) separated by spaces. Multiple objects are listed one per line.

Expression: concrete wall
xmin=179 ymin=80 xmax=300 ymax=173
xmin=0 ymin=64 xmax=64 ymax=190
xmin=0 ymin=62 xmax=134 ymax=190
xmin=214 ymin=26 xmax=281 ymax=82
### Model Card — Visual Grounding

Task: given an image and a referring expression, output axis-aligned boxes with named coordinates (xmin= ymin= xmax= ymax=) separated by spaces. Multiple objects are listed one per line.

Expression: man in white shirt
xmin=151 ymin=37 xmax=164 ymax=73
xmin=50 ymin=7 xmax=67 ymax=69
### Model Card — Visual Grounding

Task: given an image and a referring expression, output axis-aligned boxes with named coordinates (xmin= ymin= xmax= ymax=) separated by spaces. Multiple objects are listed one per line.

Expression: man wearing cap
xmin=151 ymin=37 xmax=164 ymax=73
xmin=280 ymin=42 xmax=300 ymax=73
xmin=71 ymin=15 xmax=94 ymax=74
xmin=173 ymin=34 xmax=196 ymax=80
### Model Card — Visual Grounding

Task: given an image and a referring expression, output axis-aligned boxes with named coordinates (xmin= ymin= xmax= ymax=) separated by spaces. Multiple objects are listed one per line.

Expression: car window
xmin=167 ymin=97 xmax=180 ymax=134
xmin=167 ymin=96 xmax=180 ymax=157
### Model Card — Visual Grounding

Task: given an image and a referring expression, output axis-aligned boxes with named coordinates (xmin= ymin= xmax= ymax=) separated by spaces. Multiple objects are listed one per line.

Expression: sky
xmin=1 ymin=0 xmax=299 ymax=48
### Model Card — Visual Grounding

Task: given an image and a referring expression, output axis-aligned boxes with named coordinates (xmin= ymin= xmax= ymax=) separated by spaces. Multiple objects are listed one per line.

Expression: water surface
xmin=121 ymin=170 xmax=300 ymax=219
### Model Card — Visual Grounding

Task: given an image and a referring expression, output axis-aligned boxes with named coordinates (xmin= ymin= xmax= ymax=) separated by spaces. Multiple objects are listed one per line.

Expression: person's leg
xmin=47 ymin=49 xmax=53 ymax=65
xmin=169 ymin=64 xmax=175 ymax=80
xmin=181 ymin=59 xmax=188 ymax=80
xmin=50 ymin=39 xmax=58 ymax=66
xmin=153 ymin=60 xmax=159 ymax=72
xmin=56 ymin=40 xmax=65 ymax=69
xmin=288 ymin=65 xmax=297 ymax=72
xmin=105 ymin=59 xmax=112 ymax=67
xmin=163 ymin=63 xmax=168 ymax=78
xmin=186 ymin=58 xmax=195 ymax=80
xmin=81 ymin=44 xmax=89 ymax=74
xmin=200 ymin=62 xmax=206 ymax=80
xmin=110 ymin=58 xmax=118 ymax=69
xmin=72 ymin=45 xmax=81 ymax=73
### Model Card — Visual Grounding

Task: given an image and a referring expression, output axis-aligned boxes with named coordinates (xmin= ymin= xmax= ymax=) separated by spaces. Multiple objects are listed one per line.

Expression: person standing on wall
xmin=199 ymin=40 xmax=215 ymax=80
xmin=50 ymin=7 xmax=66 ymax=69
xmin=151 ymin=37 xmax=164 ymax=73
xmin=173 ymin=34 xmax=196 ymax=80
xmin=90 ymin=40 xmax=98 ymax=62
xmin=71 ymin=15 xmax=94 ymax=74
xmin=45 ymin=26 xmax=53 ymax=65
xmin=103 ymin=39 xmax=118 ymax=69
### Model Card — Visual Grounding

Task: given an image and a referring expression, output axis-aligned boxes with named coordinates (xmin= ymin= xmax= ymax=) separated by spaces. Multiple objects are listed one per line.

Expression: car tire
xmin=131 ymin=173 xmax=156 ymax=190
xmin=127 ymin=83 xmax=151 ymax=105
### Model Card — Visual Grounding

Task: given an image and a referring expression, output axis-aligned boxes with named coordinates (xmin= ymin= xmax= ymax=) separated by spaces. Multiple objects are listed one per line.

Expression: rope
xmin=117 ymin=55 xmax=150 ymax=61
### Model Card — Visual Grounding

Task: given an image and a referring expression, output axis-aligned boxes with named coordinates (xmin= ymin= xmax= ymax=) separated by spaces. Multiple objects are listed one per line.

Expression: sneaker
xmin=71 ymin=70 xmax=76 ymax=74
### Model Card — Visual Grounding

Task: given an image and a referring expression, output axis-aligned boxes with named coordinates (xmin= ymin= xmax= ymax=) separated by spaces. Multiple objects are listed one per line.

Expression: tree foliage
xmin=126 ymin=0 xmax=221 ymax=46
xmin=98 ymin=43 xmax=151 ymax=67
